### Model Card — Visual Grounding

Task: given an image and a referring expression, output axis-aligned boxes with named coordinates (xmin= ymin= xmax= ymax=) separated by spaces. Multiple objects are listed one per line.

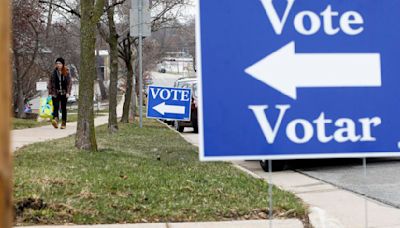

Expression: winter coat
xmin=48 ymin=69 xmax=72 ymax=97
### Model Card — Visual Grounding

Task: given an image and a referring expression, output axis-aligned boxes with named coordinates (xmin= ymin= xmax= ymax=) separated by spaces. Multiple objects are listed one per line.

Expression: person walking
xmin=47 ymin=57 xmax=72 ymax=129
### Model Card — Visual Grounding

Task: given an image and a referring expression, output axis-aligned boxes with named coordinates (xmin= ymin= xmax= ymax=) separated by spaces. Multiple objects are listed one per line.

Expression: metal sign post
xmin=268 ymin=160 xmax=273 ymax=228
xmin=138 ymin=0 xmax=143 ymax=128
xmin=363 ymin=158 xmax=368 ymax=228
xmin=130 ymin=0 xmax=151 ymax=128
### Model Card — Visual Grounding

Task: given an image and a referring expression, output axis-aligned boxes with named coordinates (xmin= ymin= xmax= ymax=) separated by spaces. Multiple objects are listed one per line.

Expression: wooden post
xmin=0 ymin=1 xmax=13 ymax=227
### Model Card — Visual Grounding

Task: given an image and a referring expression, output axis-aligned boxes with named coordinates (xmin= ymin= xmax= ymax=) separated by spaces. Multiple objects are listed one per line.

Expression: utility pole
xmin=138 ymin=0 xmax=143 ymax=128
xmin=130 ymin=0 xmax=151 ymax=128
xmin=0 ymin=1 xmax=13 ymax=227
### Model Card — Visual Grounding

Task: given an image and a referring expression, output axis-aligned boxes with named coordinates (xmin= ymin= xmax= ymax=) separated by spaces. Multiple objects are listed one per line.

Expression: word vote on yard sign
xmin=197 ymin=0 xmax=400 ymax=160
xmin=147 ymin=86 xmax=192 ymax=121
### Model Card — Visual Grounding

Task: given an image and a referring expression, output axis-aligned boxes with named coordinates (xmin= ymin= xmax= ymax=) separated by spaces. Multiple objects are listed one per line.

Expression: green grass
xmin=13 ymin=119 xmax=308 ymax=225
xmin=12 ymin=118 xmax=49 ymax=130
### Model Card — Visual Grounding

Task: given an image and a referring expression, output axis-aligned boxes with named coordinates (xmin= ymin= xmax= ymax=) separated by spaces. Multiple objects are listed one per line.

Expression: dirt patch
xmin=14 ymin=197 xmax=47 ymax=217
xmin=14 ymin=198 xmax=77 ymax=225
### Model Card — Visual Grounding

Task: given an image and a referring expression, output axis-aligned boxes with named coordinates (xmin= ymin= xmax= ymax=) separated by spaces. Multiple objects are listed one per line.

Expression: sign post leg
xmin=363 ymin=157 xmax=368 ymax=228
xmin=268 ymin=160 xmax=273 ymax=228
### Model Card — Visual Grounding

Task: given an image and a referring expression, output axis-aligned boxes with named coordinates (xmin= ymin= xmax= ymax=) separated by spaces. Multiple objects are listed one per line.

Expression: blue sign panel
xmin=147 ymin=86 xmax=192 ymax=121
xmin=197 ymin=0 xmax=400 ymax=160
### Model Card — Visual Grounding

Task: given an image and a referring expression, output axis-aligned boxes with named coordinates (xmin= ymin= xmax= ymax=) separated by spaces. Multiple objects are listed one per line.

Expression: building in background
xmin=95 ymin=50 xmax=110 ymax=99
xmin=157 ymin=51 xmax=195 ymax=77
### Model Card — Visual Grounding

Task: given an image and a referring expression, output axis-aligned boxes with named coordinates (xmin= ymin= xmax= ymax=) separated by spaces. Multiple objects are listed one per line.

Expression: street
xmin=296 ymin=157 xmax=400 ymax=208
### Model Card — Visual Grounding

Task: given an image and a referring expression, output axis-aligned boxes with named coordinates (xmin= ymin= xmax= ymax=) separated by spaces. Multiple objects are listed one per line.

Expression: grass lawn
xmin=13 ymin=119 xmax=308 ymax=225
xmin=12 ymin=118 xmax=49 ymax=130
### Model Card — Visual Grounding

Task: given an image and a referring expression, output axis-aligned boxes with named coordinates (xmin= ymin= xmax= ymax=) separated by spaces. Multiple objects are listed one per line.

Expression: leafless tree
xmin=97 ymin=0 xmax=128 ymax=133
xmin=12 ymin=0 xmax=44 ymax=118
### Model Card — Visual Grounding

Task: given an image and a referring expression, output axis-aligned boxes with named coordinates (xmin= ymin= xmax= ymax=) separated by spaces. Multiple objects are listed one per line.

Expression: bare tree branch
xmin=104 ymin=0 xmax=126 ymax=13
xmin=39 ymin=0 xmax=81 ymax=17
xmin=21 ymin=20 xmax=40 ymax=79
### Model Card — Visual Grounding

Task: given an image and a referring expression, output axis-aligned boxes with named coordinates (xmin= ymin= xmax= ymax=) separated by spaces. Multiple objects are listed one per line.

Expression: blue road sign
xmin=147 ymin=86 xmax=192 ymax=121
xmin=197 ymin=0 xmax=400 ymax=160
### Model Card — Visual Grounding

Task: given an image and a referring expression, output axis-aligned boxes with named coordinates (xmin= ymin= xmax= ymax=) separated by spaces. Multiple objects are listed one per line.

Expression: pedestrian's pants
xmin=52 ymin=95 xmax=67 ymax=122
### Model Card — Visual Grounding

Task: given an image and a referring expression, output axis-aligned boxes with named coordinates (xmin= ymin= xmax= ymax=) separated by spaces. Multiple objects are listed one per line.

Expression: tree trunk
xmin=45 ymin=0 xmax=53 ymax=38
xmin=0 ymin=1 xmax=13 ymax=225
xmin=98 ymin=78 xmax=108 ymax=100
xmin=121 ymin=57 xmax=133 ymax=123
xmin=75 ymin=0 xmax=102 ymax=151
xmin=14 ymin=53 xmax=25 ymax=119
xmin=130 ymin=62 xmax=137 ymax=120
xmin=107 ymin=0 xmax=118 ymax=133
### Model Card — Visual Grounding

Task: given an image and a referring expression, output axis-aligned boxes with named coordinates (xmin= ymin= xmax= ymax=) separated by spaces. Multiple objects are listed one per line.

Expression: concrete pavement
xmin=150 ymin=72 xmax=182 ymax=88
xmin=180 ymin=131 xmax=199 ymax=146
xmin=19 ymin=219 xmax=303 ymax=228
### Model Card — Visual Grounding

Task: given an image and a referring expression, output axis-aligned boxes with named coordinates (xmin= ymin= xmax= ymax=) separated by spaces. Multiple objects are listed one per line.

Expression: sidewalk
xmin=19 ymin=219 xmax=303 ymax=228
xmin=234 ymin=161 xmax=400 ymax=228
xmin=12 ymin=101 xmax=123 ymax=152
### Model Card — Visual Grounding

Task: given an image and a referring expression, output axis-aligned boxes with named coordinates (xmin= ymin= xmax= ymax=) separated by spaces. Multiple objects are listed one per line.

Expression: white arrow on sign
xmin=153 ymin=102 xmax=185 ymax=115
xmin=245 ymin=41 xmax=382 ymax=100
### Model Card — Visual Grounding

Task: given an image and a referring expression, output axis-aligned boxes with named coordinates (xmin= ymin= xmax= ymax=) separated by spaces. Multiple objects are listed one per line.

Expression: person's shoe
xmin=52 ymin=117 xmax=59 ymax=129
xmin=60 ymin=121 xmax=66 ymax=129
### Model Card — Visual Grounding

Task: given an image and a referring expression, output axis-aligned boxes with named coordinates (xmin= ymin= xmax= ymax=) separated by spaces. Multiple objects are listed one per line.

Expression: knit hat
xmin=55 ymin=57 xmax=65 ymax=65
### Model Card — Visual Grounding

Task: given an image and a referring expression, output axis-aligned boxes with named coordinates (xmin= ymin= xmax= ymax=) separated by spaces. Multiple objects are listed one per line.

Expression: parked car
xmin=173 ymin=81 xmax=198 ymax=133
xmin=173 ymin=77 xmax=196 ymax=88
xmin=259 ymin=160 xmax=288 ymax=172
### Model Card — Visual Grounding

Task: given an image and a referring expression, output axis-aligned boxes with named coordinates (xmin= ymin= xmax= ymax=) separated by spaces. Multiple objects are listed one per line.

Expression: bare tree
xmin=12 ymin=0 xmax=44 ymax=118
xmin=45 ymin=0 xmax=54 ymax=38
xmin=75 ymin=0 xmax=105 ymax=151
xmin=97 ymin=0 xmax=125 ymax=132
xmin=105 ymin=0 xmax=120 ymax=133
xmin=119 ymin=34 xmax=136 ymax=123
